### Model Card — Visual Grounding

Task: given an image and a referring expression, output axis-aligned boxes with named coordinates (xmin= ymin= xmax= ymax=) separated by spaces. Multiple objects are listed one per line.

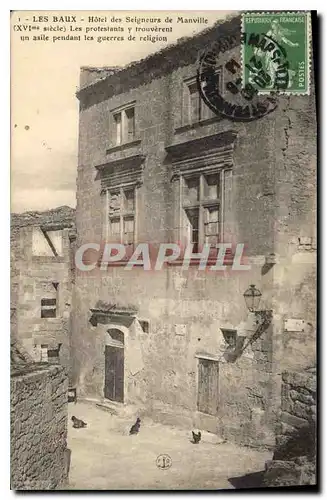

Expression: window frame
xmin=184 ymin=73 xmax=221 ymax=125
xmin=111 ymin=102 xmax=136 ymax=147
xmin=181 ymin=172 xmax=223 ymax=251
xmin=40 ymin=282 xmax=59 ymax=319
xmin=41 ymin=298 xmax=57 ymax=318
xmin=106 ymin=186 xmax=137 ymax=252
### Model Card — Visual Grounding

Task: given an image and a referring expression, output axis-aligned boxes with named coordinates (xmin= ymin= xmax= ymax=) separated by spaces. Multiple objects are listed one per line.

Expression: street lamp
xmin=243 ymin=284 xmax=262 ymax=313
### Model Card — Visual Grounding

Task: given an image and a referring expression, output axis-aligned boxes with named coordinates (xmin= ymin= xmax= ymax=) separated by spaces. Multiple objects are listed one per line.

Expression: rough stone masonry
xmin=264 ymin=367 xmax=316 ymax=487
xmin=10 ymin=362 xmax=69 ymax=490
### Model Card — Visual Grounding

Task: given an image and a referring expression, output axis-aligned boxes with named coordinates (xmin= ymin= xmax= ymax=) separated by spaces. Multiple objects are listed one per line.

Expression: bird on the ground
xmin=71 ymin=416 xmax=87 ymax=428
xmin=129 ymin=417 xmax=141 ymax=435
xmin=192 ymin=430 xmax=202 ymax=444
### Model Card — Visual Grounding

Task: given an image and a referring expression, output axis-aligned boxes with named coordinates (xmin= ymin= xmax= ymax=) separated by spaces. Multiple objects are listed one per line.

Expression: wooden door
xmin=197 ymin=358 xmax=219 ymax=415
xmin=104 ymin=345 xmax=124 ymax=402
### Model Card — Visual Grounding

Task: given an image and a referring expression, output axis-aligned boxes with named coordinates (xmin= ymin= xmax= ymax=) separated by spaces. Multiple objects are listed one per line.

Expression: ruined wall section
xmin=11 ymin=364 xmax=69 ymax=490
xmin=10 ymin=207 xmax=76 ymax=372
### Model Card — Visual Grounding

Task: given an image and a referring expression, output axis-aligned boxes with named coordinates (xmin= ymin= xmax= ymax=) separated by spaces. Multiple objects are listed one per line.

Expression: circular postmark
xmin=242 ymin=32 xmax=290 ymax=93
xmin=197 ymin=33 xmax=286 ymax=122
xmin=156 ymin=454 xmax=172 ymax=470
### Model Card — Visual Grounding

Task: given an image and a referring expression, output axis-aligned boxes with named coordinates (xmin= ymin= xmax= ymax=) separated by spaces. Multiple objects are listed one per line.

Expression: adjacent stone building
xmin=11 ymin=206 xmax=76 ymax=373
xmin=73 ymin=15 xmax=316 ymax=446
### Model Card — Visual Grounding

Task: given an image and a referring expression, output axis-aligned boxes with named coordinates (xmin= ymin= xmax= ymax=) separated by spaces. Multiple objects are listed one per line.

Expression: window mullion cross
xmin=120 ymin=187 xmax=124 ymax=244
xmin=133 ymin=186 xmax=136 ymax=249
xmin=198 ymin=92 xmax=202 ymax=122
xmin=121 ymin=110 xmax=125 ymax=144
xmin=106 ymin=189 xmax=109 ymax=241
xmin=199 ymin=175 xmax=204 ymax=247
xmin=220 ymin=170 xmax=224 ymax=243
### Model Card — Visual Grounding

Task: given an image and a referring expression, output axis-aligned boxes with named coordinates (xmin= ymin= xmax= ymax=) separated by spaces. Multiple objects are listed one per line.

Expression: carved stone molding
xmin=165 ymin=130 xmax=237 ymax=180
xmin=95 ymin=154 xmax=146 ymax=190
xmin=89 ymin=301 xmax=138 ymax=327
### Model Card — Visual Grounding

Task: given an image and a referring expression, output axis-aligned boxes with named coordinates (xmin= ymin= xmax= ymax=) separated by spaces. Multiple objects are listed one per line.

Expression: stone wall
xmin=11 ymin=364 xmax=69 ymax=490
xmin=10 ymin=206 xmax=75 ymax=374
xmin=263 ymin=367 xmax=316 ymax=487
xmin=278 ymin=367 xmax=316 ymax=445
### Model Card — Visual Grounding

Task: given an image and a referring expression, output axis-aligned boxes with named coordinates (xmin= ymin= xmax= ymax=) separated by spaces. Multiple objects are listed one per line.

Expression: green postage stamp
xmin=242 ymin=11 xmax=311 ymax=95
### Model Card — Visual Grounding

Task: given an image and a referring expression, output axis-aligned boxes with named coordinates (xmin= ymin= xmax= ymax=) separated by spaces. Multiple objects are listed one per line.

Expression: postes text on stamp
xmin=242 ymin=11 xmax=311 ymax=95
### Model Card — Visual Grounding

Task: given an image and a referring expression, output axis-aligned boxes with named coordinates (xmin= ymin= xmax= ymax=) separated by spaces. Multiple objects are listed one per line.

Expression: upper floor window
xmin=107 ymin=187 xmax=136 ymax=253
xmin=113 ymin=105 xmax=135 ymax=146
xmin=184 ymin=75 xmax=220 ymax=125
xmin=182 ymin=173 xmax=221 ymax=252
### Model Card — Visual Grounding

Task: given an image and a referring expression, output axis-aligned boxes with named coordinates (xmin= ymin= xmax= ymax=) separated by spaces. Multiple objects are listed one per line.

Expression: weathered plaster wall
xmin=11 ymin=364 xmax=69 ymax=490
xmin=271 ymin=91 xmax=317 ymax=373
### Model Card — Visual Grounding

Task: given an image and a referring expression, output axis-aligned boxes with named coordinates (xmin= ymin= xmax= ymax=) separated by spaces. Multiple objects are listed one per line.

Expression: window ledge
xmin=32 ymin=256 xmax=65 ymax=263
xmin=167 ymin=257 xmax=235 ymax=267
xmin=174 ymin=116 xmax=223 ymax=135
xmin=94 ymin=257 xmax=234 ymax=268
xmin=97 ymin=259 xmax=144 ymax=268
xmin=195 ymin=352 xmax=220 ymax=361
xmin=106 ymin=139 xmax=141 ymax=155
xmin=39 ymin=317 xmax=62 ymax=322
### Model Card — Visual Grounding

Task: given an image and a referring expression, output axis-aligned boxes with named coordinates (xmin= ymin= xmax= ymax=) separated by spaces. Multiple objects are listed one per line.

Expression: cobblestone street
xmin=67 ymin=402 xmax=272 ymax=490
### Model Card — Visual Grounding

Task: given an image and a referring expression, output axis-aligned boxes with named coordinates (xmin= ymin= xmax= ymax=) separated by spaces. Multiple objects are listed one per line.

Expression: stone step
xmin=96 ymin=399 xmax=145 ymax=419
xmin=95 ymin=401 xmax=120 ymax=415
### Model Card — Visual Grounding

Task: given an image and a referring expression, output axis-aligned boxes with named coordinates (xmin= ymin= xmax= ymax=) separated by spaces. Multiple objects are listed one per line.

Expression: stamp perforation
xmin=241 ymin=11 xmax=311 ymax=96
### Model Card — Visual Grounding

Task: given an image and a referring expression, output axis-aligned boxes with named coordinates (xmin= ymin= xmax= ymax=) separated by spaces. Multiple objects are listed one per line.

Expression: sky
xmin=11 ymin=10 xmax=233 ymax=213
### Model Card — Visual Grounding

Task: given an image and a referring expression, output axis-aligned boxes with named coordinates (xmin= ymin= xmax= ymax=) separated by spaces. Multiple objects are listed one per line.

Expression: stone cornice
xmin=89 ymin=304 xmax=138 ymax=327
xmin=95 ymin=154 xmax=146 ymax=171
xmin=166 ymin=130 xmax=237 ymax=159
xmin=166 ymin=130 xmax=237 ymax=179
xmin=95 ymin=154 xmax=146 ymax=190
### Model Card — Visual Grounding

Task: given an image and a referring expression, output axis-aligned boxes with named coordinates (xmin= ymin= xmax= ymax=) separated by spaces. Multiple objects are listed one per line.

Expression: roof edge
xmin=77 ymin=13 xmax=241 ymax=103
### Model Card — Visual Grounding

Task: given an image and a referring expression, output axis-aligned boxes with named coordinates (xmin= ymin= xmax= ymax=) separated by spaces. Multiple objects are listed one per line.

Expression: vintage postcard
xmin=10 ymin=10 xmax=317 ymax=490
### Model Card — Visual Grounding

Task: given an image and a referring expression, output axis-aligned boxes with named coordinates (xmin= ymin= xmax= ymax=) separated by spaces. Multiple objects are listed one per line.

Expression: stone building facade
xmin=73 ymin=16 xmax=316 ymax=446
xmin=11 ymin=206 xmax=76 ymax=373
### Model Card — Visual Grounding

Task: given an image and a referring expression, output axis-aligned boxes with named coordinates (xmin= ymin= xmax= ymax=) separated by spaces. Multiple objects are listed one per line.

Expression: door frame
xmin=195 ymin=353 xmax=220 ymax=416
xmin=103 ymin=324 xmax=129 ymax=404
xmin=104 ymin=343 xmax=124 ymax=403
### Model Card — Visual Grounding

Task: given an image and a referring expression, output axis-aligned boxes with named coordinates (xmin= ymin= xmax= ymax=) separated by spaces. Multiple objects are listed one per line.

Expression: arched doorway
xmin=104 ymin=329 xmax=125 ymax=402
